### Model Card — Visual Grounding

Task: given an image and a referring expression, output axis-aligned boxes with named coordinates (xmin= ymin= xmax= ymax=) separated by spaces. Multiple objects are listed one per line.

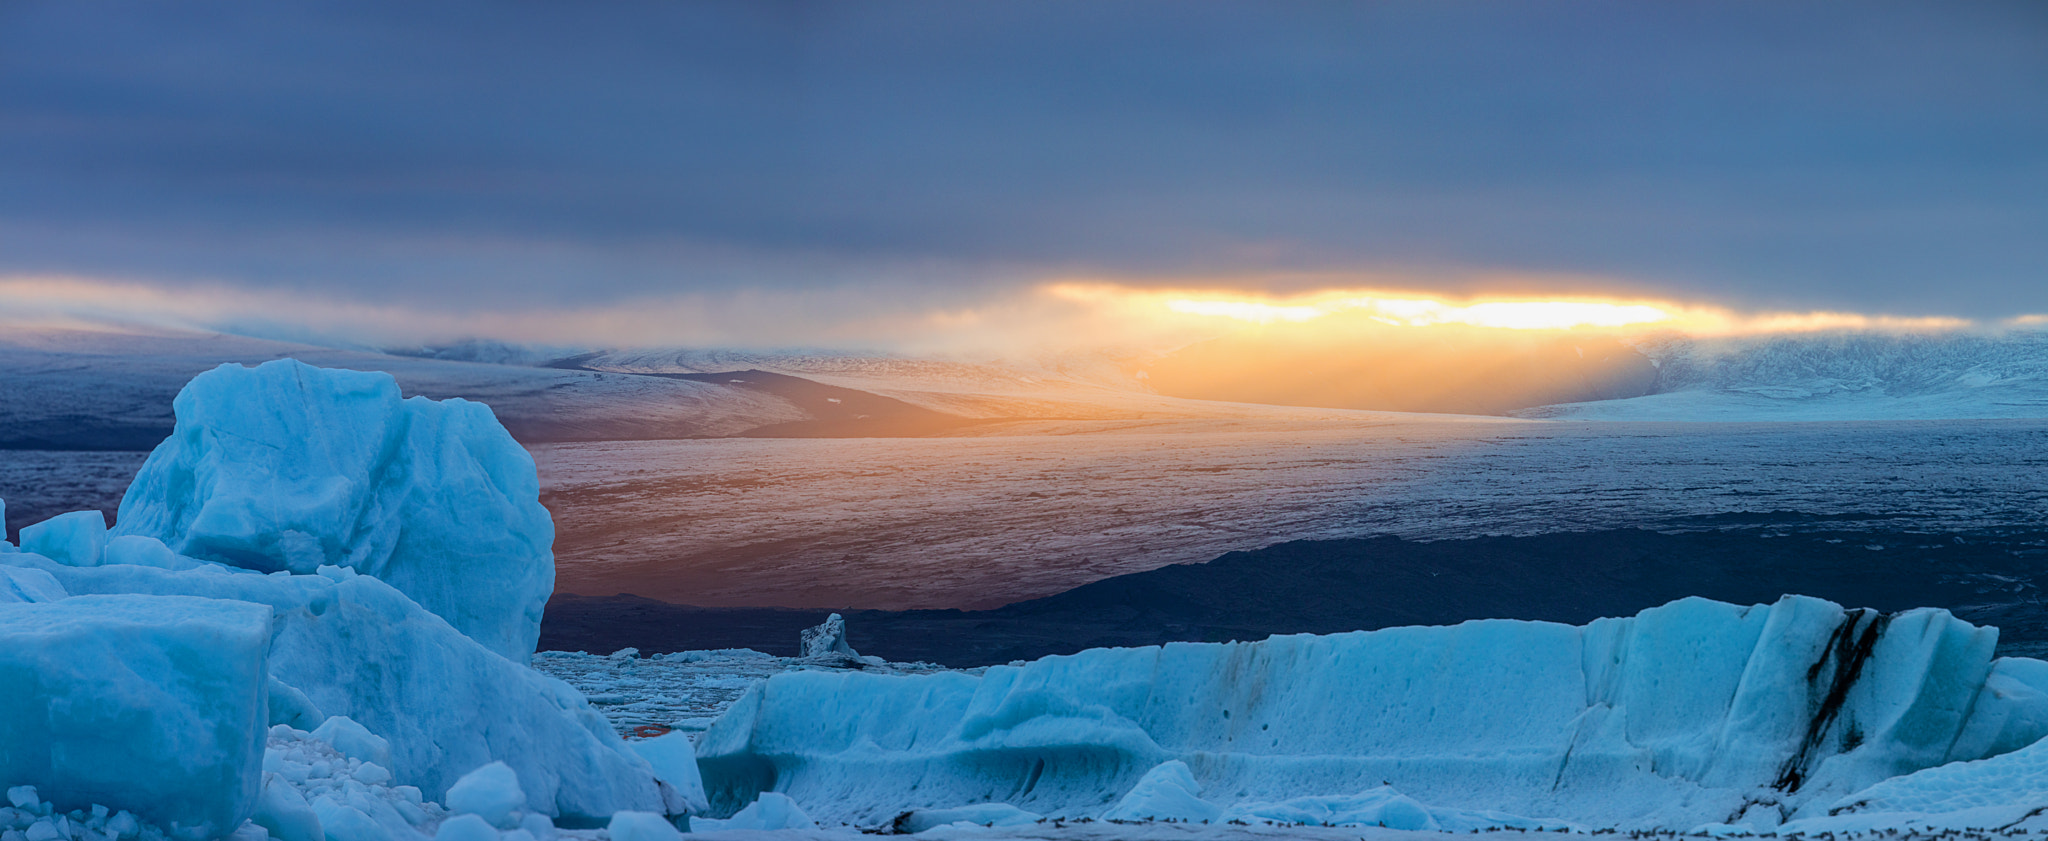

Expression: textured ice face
xmin=112 ymin=359 xmax=555 ymax=663
xmin=0 ymin=595 xmax=273 ymax=841
xmin=6 ymin=556 xmax=668 ymax=822
xmin=697 ymin=595 xmax=2048 ymax=831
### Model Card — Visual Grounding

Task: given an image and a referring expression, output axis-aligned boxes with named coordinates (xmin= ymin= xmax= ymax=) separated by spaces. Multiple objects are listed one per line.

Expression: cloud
xmin=1 ymin=2 xmax=2044 ymax=318
xmin=4 ymin=274 xmax=2025 ymax=364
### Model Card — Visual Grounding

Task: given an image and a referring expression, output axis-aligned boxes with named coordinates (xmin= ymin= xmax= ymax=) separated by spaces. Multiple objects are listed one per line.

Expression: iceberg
xmin=697 ymin=595 xmax=2048 ymax=830
xmin=0 ymin=595 xmax=273 ymax=840
xmin=112 ymin=360 xmax=554 ymax=663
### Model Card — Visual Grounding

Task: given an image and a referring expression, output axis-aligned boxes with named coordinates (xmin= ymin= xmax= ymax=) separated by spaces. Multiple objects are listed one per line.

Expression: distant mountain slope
xmin=1526 ymin=329 xmax=2048 ymax=420
xmin=571 ymin=346 xmax=1449 ymax=422
xmin=0 ymin=326 xmax=803 ymax=448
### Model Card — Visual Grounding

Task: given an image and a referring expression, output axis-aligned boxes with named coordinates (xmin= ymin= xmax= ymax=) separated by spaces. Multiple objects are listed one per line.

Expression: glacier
xmin=1527 ymin=328 xmax=2048 ymax=421
xmin=111 ymin=359 xmax=555 ymax=663
xmin=697 ymin=595 xmax=2048 ymax=831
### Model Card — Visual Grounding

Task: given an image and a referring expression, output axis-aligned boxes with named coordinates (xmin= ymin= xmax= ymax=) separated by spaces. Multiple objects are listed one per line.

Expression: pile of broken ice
xmin=13 ymin=358 xmax=2048 ymax=839
xmin=2 ymin=360 xmax=696 ymax=841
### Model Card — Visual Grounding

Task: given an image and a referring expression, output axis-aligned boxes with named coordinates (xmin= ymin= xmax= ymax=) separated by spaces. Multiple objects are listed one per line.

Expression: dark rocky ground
xmin=540 ymin=523 xmax=2048 ymax=667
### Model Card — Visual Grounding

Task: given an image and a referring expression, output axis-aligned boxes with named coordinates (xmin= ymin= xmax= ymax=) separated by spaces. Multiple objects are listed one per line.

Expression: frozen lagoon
xmin=10 ymin=417 xmax=2047 ymax=611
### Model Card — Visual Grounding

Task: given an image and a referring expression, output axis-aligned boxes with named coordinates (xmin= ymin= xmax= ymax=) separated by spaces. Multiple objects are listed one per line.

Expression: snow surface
xmin=696 ymin=595 xmax=2048 ymax=831
xmin=112 ymin=359 xmax=555 ymax=663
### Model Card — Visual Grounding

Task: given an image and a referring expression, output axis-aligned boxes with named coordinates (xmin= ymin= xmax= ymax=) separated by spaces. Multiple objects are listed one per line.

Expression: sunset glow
xmin=1046 ymin=282 xmax=2001 ymax=341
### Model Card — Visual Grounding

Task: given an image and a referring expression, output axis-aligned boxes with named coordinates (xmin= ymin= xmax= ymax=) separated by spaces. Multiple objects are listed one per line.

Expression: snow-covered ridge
xmin=698 ymin=595 xmax=2048 ymax=832
xmin=1529 ymin=329 xmax=2048 ymax=420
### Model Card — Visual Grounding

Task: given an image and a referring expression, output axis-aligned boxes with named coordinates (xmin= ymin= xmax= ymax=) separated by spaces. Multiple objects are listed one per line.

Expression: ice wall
xmin=4 ymin=553 xmax=670 ymax=822
xmin=113 ymin=359 xmax=554 ymax=663
xmin=0 ymin=595 xmax=272 ymax=840
xmin=697 ymin=595 xmax=2048 ymax=830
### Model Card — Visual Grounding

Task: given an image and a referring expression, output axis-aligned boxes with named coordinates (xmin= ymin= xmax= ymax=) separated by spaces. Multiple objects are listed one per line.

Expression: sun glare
xmin=1046 ymin=281 xmax=1991 ymax=340
xmin=1160 ymin=291 xmax=1676 ymax=330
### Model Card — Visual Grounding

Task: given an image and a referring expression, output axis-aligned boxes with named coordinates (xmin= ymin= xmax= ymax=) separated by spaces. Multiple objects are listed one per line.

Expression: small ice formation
xmin=799 ymin=613 xmax=858 ymax=660
xmin=698 ymin=595 xmax=2048 ymax=831
xmin=796 ymin=613 xmax=884 ymax=668
xmin=112 ymin=359 xmax=554 ymax=663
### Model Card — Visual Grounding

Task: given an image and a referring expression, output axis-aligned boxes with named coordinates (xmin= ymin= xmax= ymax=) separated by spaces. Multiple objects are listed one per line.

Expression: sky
xmin=1 ymin=1 xmax=2045 ymax=351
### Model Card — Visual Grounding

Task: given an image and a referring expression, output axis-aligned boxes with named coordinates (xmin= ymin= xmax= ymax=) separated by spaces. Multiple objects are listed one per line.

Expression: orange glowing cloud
xmin=1045 ymin=281 xmax=1985 ymax=338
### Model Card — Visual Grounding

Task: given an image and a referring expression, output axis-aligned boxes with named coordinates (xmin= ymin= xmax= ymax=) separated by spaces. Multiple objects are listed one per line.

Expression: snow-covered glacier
xmin=1528 ymin=328 xmax=2048 ymax=420
xmin=698 ymin=595 xmax=2048 ymax=831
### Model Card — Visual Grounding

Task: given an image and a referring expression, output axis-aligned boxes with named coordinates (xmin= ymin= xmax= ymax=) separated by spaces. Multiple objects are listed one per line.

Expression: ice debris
xmin=445 ymin=763 xmax=525 ymax=830
xmin=602 ymin=811 xmax=681 ymax=841
xmin=892 ymin=803 xmax=1044 ymax=833
xmin=690 ymin=792 xmax=815 ymax=832
xmin=622 ymin=732 xmax=709 ymax=817
xmin=698 ymin=594 xmax=2048 ymax=830
xmin=112 ymin=359 xmax=555 ymax=663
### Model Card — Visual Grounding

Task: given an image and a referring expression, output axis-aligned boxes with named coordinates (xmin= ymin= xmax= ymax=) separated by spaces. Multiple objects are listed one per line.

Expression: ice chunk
xmin=1224 ymin=787 xmax=1440 ymax=831
xmin=102 ymin=535 xmax=206 ymax=570
xmin=894 ymin=803 xmax=1042 ymax=833
xmin=1103 ymin=761 xmax=1220 ymax=823
xmin=7 ymin=555 xmax=666 ymax=822
xmin=252 ymin=774 xmax=324 ymax=841
xmin=623 ymin=731 xmax=708 ymax=816
xmin=446 ymin=763 xmax=524 ymax=829
xmin=1781 ymin=732 xmax=2048 ymax=832
xmin=311 ymin=794 xmax=393 ymax=841
xmin=698 ymin=595 xmax=2048 ymax=830
xmin=433 ymin=814 xmax=498 ymax=841
xmin=0 ymin=595 xmax=272 ymax=840
xmin=19 ymin=511 xmax=106 ymax=567
xmin=268 ymin=677 xmax=326 ymax=731
xmin=604 ymin=811 xmax=681 ymax=841
xmin=691 ymin=793 xmax=815 ymax=832
xmin=313 ymin=716 xmax=394 ymax=769
xmin=114 ymin=359 xmax=555 ymax=662
xmin=0 ymin=566 xmax=65 ymax=604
